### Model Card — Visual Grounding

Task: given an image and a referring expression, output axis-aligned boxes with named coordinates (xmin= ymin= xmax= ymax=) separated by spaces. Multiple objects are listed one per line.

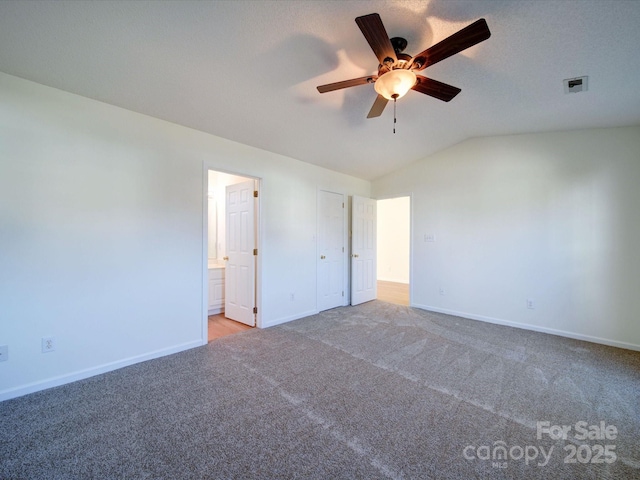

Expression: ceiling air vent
xmin=564 ymin=76 xmax=588 ymax=94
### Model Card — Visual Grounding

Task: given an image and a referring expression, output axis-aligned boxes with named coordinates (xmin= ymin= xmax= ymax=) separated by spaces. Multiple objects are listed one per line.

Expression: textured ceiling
xmin=1 ymin=0 xmax=639 ymax=180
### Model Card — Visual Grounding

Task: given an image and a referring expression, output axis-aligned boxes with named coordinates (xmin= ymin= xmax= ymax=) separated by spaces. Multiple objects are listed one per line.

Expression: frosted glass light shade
xmin=374 ymin=69 xmax=417 ymax=100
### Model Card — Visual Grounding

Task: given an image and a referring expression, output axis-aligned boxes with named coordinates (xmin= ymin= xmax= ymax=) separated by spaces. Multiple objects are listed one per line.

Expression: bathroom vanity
xmin=208 ymin=262 xmax=225 ymax=315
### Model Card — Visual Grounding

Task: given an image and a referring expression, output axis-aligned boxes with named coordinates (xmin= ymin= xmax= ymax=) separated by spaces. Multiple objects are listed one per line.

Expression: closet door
xmin=317 ymin=190 xmax=345 ymax=311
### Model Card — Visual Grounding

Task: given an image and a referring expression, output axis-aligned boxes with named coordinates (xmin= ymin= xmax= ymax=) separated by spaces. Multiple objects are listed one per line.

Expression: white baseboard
xmin=261 ymin=309 xmax=319 ymax=329
xmin=412 ymin=303 xmax=640 ymax=352
xmin=0 ymin=340 xmax=202 ymax=402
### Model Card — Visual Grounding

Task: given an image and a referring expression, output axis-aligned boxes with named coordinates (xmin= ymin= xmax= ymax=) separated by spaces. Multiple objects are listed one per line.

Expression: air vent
xmin=564 ymin=76 xmax=588 ymax=94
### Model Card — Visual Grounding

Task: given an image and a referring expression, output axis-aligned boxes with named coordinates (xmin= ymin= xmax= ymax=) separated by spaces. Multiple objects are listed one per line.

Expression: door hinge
xmin=342 ymin=291 xmax=344 ymax=297
xmin=342 ymin=202 xmax=344 ymax=208
xmin=253 ymin=307 xmax=258 ymax=314
xmin=254 ymin=190 xmax=258 ymax=198
xmin=253 ymin=248 xmax=258 ymax=256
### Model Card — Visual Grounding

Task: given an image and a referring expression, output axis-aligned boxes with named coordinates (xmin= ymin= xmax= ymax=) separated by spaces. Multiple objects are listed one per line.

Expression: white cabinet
xmin=208 ymin=267 xmax=225 ymax=315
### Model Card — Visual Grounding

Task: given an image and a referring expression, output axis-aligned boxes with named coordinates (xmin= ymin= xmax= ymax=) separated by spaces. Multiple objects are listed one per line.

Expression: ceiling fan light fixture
xmin=374 ymin=69 xmax=417 ymax=100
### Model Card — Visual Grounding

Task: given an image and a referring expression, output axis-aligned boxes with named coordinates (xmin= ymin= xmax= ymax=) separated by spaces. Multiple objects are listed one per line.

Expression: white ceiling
xmin=1 ymin=0 xmax=639 ymax=180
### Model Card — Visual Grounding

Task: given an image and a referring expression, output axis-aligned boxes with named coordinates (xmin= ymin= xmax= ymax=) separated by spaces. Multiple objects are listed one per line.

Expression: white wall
xmin=0 ymin=72 xmax=370 ymax=400
xmin=373 ymin=126 xmax=640 ymax=350
xmin=376 ymin=197 xmax=410 ymax=283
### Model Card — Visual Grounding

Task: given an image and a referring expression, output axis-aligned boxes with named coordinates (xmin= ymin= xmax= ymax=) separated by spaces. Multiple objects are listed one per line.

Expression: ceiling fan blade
xmin=412 ymin=76 xmax=461 ymax=102
xmin=317 ymin=75 xmax=377 ymax=93
xmin=411 ymin=18 xmax=491 ymax=71
xmin=355 ymin=13 xmax=397 ymax=66
xmin=367 ymin=94 xmax=389 ymax=118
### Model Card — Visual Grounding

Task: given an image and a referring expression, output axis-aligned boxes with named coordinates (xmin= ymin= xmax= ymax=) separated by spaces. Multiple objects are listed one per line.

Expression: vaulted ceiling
xmin=1 ymin=1 xmax=639 ymax=180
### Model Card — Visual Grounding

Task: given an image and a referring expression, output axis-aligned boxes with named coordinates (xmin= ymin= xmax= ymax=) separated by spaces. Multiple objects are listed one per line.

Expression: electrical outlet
xmin=290 ymin=293 xmax=295 ymax=301
xmin=425 ymin=234 xmax=436 ymax=242
xmin=439 ymin=287 xmax=446 ymax=295
xmin=527 ymin=299 xmax=535 ymax=309
xmin=0 ymin=345 xmax=7 ymax=362
xmin=41 ymin=337 xmax=56 ymax=353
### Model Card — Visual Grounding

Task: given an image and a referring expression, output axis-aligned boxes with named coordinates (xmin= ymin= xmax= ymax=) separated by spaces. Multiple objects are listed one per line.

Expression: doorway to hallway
xmin=376 ymin=196 xmax=410 ymax=306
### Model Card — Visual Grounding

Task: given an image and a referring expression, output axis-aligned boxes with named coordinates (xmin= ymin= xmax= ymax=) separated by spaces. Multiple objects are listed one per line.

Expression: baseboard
xmin=412 ymin=303 xmax=640 ymax=352
xmin=0 ymin=340 xmax=202 ymax=402
xmin=261 ymin=309 xmax=319 ymax=329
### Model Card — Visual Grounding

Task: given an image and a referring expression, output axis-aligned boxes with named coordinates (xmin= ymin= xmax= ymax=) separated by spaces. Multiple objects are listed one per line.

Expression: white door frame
xmin=375 ymin=193 xmax=413 ymax=306
xmin=201 ymin=163 xmax=262 ymax=344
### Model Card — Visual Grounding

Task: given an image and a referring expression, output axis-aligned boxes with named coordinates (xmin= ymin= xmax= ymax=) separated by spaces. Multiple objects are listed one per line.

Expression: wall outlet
xmin=42 ymin=337 xmax=56 ymax=353
xmin=439 ymin=287 xmax=446 ymax=295
xmin=290 ymin=293 xmax=295 ymax=301
xmin=425 ymin=234 xmax=436 ymax=242
xmin=0 ymin=345 xmax=7 ymax=362
xmin=527 ymin=298 xmax=535 ymax=309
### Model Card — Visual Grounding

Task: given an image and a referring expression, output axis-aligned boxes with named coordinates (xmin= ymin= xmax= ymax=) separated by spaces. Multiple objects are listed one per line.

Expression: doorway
xmin=376 ymin=196 xmax=411 ymax=306
xmin=205 ymin=169 xmax=260 ymax=341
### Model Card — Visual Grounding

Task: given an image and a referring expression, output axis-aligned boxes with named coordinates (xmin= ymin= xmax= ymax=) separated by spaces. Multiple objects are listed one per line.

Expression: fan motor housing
xmin=391 ymin=37 xmax=408 ymax=53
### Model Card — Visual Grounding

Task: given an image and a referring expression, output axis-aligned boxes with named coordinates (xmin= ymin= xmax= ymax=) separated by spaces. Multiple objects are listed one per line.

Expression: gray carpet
xmin=1 ymin=301 xmax=639 ymax=479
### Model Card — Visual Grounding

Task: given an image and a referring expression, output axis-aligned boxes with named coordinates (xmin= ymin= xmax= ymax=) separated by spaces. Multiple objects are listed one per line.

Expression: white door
xmin=225 ymin=180 xmax=256 ymax=326
xmin=351 ymin=195 xmax=377 ymax=305
xmin=318 ymin=190 xmax=345 ymax=311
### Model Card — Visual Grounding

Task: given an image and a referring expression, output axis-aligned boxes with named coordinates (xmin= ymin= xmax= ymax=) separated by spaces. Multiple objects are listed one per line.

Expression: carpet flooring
xmin=1 ymin=301 xmax=639 ymax=479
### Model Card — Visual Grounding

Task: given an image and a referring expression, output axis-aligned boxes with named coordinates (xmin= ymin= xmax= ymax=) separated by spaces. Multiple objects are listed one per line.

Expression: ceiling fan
xmin=317 ymin=13 xmax=491 ymax=120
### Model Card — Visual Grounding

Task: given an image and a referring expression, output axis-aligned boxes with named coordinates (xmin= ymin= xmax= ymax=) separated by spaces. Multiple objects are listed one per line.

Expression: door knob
xmin=320 ymin=255 xmax=326 ymax=259
xmin=223 ymin=256 xmax=229 ymax=261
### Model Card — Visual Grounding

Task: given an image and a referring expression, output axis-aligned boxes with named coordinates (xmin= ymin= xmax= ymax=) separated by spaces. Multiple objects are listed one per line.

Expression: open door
xmin=224 ymin=179 xmax=256 ymax=326
xmin=351 ymin=195 xmax=377 ymax=305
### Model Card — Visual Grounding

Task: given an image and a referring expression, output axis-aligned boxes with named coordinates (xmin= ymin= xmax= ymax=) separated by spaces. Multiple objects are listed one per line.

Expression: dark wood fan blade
xmin=317 ymin=75 xmax=377 ymax=93
xmin=411 ymin=18 xmax=491 ymax=71
xmin=355 ymin=13 xmax=397 ymax=66
xmin=367 ymin=94 xmax=389 ymax=118
xmin=412 ymin=75 xmax=461 ymax=102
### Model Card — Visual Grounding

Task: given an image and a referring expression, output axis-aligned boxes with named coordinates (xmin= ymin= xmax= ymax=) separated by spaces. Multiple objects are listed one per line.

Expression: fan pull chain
xmin=393 ymin=96 xmax=397 ymax=134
